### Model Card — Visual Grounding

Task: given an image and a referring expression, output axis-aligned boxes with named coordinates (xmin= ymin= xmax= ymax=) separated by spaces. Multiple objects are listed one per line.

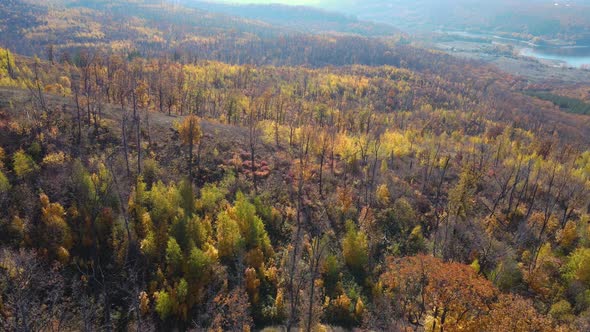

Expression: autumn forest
xmin=0 ymin=0 xmax=590 ymax=331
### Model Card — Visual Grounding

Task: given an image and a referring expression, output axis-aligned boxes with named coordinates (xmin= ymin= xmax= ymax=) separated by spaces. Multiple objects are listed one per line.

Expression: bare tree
xmin=0 ymin=249 xmax=69 ymax=332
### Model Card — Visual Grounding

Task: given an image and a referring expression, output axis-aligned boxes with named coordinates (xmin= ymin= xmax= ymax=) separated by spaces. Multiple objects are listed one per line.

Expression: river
xmin=519 ymin=46 xmax=590 ymax=68
xmin=438 ymin=30 xmax=590 ymax=68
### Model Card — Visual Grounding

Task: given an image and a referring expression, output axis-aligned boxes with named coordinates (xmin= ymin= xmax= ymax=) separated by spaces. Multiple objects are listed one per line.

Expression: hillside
xmin=0 ymin=0 xmax=402 ymax=59
xmin=0 ymin=0 xmax=286 ymax=56
xmin=0 ymin=1 xmax=589 ymax=331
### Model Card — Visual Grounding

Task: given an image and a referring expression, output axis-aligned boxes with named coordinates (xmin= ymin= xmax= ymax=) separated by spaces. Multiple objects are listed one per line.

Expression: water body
xmin=439 ymin=30 xmax=590 ymax=68
xmin=520 ymin=46 xmax=590 ymax=68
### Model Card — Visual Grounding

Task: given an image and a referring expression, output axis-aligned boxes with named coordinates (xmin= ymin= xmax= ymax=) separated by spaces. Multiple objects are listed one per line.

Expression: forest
xmin=525 ymin=91 xmax=590 ymax=116
xmin=1 ymin=0 xmax=590 ymax=331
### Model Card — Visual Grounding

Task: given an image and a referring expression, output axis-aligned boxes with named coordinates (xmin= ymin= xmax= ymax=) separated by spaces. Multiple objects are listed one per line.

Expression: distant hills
xmin=177 ymin=0 xmax=590 ymax=44
xmin=316 ymin=0 xmax=590 ymax=43
xmin=179 ymin=0 xmax=401 ymax=37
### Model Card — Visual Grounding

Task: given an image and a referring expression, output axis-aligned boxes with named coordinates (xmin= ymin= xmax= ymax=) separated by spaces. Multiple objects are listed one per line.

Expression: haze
xmin=215 ymin=0 xmax=326 ymax=5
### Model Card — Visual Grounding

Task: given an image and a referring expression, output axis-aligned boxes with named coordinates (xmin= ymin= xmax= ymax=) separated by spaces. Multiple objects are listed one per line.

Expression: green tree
xmin=13 ymin=150 xmax=38 ymax=178
xmin=187 ymin=246 xmax=211 ymax=281
xmin=177 ymin=278 xmax=188 ymax=304
xmin=198 ymin=182 xmax=228 ymax=214
xmin=178 ymin=178 xmax=195 ymax=217
xmin=563 ymin=248 xmax=590 ymax=287
xmin=490 ymin=255 xmax=523 ymax=292
xmin=342 ymin=220 xmax=368 ymax=278
xmin=216 ymin=211 xmax=242 ymax=259
xmin=0 ymin=170 xmax=10 ymax=193
xmin=234 ymin=192 xmax=272 ymax=255
xmin=165 ymin=237 xmax=183 ymax=271
xmin=155 ymin=290 xmax=173 ymax=320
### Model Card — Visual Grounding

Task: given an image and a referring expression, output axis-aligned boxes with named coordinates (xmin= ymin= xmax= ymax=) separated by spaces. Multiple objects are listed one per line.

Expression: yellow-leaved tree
xmin=39 ymin=193 xmax=72 ymax=263
xmin=342 ymin=220 xmax=368 ymax=279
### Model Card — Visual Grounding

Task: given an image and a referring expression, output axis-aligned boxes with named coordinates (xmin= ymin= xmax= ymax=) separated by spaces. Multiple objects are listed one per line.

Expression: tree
xmin=186 ymin=246 xmax=213 ymax=282
xmin=26 ymin=57 xmax=48 ymax=116
xmin=244 ymin=267 xmax=261 ymax=305
xmin=490 ymin=254 xmax=523 ymax=292
xmin=342 ymin=220 xmax=368 ymax=278
xmin=233 ymin=192 xmax=272 ymax=256
xmin=316 ymin=129 xmax=331 ymax=197
xmin=165 ymin=237 xmax=182 ymax=272
xmin=481 ymin=294 xmax=555 ymax=332
xmin=133 ymin=78 xmax=150 ymax=174
xmin=0 ymin=170 xmax=10 ymax=193
xmin=39 ymin=193 xmax=72 ymax=263
xmin=448 ymin=166 xmax=478 ymax=219
xmin=304 ymin=236 xmax=329 ymax=332
xmin=13 ymin=150 xmax=38 ymax=179
xmin=178 ymin=115 xmax=202 ymax=180
xmin=1 ymin=48 xmax=17 ymax=82
xmin=209 ymin=287 xmax=253 ymax=331
xmin=113 ymin=64 xmax=131 ymax=176
xmin=378 ymin=198 xmax=424 ymax=256
xmin=155 ymin=290 xmax=173 ymax=321
xmin=376 ymin=184 xmax=390 ymax=206
xmin=46 ymin=45 xmax=54 ymax=64
xmin=563 ymin=248 xmax=590 ymax=288
xmin=380 ymin=255 xmax=497 ymax=331
xmin=0 ymin=249 xmax=67 ymax=332
xmin=436 ymin=165 xmax=478 ymax=260
xmin=178 ymin=178 xmax=195 ymax=218
xmin=247 ymin=98 xmax=261 ymax=193
xmin=216 ymin=211 xmax=242 ymax=260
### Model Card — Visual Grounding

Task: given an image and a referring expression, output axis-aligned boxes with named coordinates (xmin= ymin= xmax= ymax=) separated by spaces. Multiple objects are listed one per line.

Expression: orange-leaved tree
xmin=380 ymin=254 xmax=497 ymax=331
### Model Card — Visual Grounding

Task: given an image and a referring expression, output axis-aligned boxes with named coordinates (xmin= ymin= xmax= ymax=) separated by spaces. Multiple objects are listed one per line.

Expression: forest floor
xmin=0 ymin=87 xmax=250 ymax=150
xmin=0 ymin=86 xmax=279 ymax=187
